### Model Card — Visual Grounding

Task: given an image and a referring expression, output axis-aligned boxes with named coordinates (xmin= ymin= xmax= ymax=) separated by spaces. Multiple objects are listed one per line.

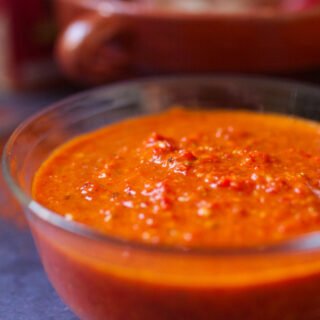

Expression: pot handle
xmin=56 ymin=11 xmax=129 ymax=84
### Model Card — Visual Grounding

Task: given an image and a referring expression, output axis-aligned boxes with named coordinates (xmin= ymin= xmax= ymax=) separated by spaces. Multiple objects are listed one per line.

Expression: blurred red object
xmin=0 ymin=0 xmax=60 ymax=90
xmin=282 ymin=0 xmax=320 ymax=10
xmin=55 ymin=0 xmax=320 ymax=85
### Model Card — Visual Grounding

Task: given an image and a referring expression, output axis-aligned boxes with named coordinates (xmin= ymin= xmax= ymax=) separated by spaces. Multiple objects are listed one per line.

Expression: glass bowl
xmin=4 ymin=76 xmax=320 ymax=320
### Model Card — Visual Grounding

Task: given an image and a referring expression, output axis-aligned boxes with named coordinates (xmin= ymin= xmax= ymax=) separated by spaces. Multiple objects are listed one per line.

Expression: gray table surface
xmin=0 ymin=219 xmax=76 ymax=320
xmin=0 ymin=89 xmax=78 ymax=320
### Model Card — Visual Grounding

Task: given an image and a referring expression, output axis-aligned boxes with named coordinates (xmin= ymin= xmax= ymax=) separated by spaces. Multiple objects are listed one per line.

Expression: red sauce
xmin=33 ymin=108 xmax=320 ymax=247
xmin=30 ymin=108 xmax=320 ymax=320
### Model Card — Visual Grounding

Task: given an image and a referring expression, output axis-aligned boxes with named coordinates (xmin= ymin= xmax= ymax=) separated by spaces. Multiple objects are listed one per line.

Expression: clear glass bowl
xmin=4 ymin=76 xmax=320 ymax=320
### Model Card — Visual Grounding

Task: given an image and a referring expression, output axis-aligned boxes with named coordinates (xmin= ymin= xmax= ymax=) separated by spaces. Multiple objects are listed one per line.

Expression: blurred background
xmin=1 ymin=0 xmax=320 ymax=319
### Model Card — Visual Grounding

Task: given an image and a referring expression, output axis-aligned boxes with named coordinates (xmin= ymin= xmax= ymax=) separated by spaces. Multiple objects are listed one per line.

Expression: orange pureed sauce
xmin=34 ymin=108 xmax=320 ymax=247
xmin=31 ymin=109 xmax=320 ymax=320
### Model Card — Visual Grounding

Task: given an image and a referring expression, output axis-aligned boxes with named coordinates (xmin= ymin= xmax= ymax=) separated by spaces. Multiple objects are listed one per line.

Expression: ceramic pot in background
xmin=54 ymin=0 xmax=320 ymax=84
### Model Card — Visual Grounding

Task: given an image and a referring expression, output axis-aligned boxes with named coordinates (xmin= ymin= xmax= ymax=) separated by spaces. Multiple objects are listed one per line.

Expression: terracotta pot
xmin=54 ymin=0 xmax=320 ymax=84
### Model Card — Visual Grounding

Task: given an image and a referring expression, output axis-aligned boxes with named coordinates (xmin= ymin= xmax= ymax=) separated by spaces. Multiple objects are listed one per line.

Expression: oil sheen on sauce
xmin=32 ymin=108 xmax=320 ymax=248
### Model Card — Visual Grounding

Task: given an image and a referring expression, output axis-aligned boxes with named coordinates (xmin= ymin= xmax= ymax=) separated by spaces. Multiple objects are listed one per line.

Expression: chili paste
xmin=33 ymin=108 xmax=320 ymax=247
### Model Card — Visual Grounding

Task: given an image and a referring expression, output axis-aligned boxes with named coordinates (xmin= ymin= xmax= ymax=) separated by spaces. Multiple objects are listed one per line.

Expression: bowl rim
xmin=71 ymin=0 xmax=320 ymax=20
xmin=4 ymin=74 xmax=320 ymax=256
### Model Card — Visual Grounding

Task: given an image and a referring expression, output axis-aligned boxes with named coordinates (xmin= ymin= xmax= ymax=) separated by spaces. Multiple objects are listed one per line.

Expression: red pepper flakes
xmin=33 ymin=109 xmax=320 ymax=248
